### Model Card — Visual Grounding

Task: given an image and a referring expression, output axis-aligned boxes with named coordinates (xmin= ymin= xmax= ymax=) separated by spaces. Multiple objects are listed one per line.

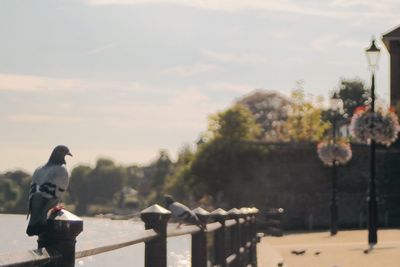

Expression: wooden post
xmin=191 ymin=207 xmax=210 ymax=267
xmin=240 ymin=207 xmax=251 ymax=266
xmin=249 ymin=208 xmax=259 ymax=266
xmin=140 ymin=204 xmax=171 ymax=267
xmin=37 ymin=210 xmax=83 ymax=267
xmin=211 ymin=208 xmax=228 ymax=267
xmin=228 ymin=208 xmax=241 ymax=267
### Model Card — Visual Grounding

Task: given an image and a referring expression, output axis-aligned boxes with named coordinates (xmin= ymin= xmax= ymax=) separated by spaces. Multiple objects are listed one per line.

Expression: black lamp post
xmin=329 ymin=92 xmax=343 ymax=236
xmin=365 ymin=38 xmax=381 ymax=245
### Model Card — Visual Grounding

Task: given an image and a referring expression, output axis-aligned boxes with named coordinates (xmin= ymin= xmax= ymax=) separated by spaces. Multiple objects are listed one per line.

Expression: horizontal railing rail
xmin=167 ymin=224 xmax=202 ymax=238
xmin=0 ymin=248 xmax=60 ymax=267
xmin=75 ymin=229 xmax=158 ymax=259
xmin=0 ymin=206 xmax=261 ymax=267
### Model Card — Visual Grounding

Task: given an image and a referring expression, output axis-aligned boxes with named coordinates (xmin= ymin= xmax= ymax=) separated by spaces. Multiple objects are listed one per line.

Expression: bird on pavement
xmin=164 ymin=195 xmax=206 ymax=231
xmin=291 ymin=249 xmax=306 ymax=255
xmin=26 ymin=145 xmax=72 ymax=236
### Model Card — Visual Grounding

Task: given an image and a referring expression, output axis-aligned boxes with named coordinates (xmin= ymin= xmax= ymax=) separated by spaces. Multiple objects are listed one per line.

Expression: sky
xmin=0 ymin=0 xmax=399 ymax=173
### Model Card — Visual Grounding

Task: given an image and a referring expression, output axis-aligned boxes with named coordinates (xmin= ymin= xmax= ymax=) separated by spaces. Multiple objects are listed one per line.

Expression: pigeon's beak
xmin=67 ymin=152 xmax=73 ymax=157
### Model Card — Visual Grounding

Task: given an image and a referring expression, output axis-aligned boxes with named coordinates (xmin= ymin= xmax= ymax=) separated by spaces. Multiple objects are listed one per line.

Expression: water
xmin=0 ymin=214 xmax=191 ymax=267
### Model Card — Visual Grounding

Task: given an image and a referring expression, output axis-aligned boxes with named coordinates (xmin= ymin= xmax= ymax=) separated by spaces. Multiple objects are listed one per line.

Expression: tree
xmin=208 ymin=104 xmax=262 ymax=141
xmin=188 ymin=138 xmax=269 ymax=206
xmin=163 ymin=145 xmax=195 ymax=201
xmin=0 ymin=171 xmax=30 ymax=213
xmin=0 ymin=178 xmax=20 ymax=211
xmin=68 ymin=165 xmax=92 ymax=214
xmin=236 ymin=90 xmax=291 ymax=141
xmin=284 ymin=89 xmax=330 ymax=142
xmin=138 ymin=150 xmax=173 ymax=203
xmin=334 ymin=78 xmax=369 ymax=118
xmin=89 ymin=158 xmax=124 ymax=203
xmin=174 ymin=105 xmax=268 ymax=206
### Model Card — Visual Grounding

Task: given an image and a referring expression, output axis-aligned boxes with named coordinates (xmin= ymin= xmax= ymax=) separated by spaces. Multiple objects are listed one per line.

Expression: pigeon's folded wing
xmin=31 ymin=165 xmax=69 ymax=199
xmin=46 ymin=166 xmax=69 ymax=198
xmin=170 ymin=202 xmax=192 ymax=220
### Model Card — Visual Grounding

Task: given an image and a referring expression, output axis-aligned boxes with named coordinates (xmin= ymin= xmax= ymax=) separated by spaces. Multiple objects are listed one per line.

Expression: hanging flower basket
xmin=350 ymin=107 xmax=400 ymax=146
xmin=317 ymin=140 xmax=352 ymax=166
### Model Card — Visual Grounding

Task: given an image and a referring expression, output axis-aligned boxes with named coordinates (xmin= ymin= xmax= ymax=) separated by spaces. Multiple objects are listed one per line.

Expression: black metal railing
xmin=0 ymin=205 xmax=261 ymax=267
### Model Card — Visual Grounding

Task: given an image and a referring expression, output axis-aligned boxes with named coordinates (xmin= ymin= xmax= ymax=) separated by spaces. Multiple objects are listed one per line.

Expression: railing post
xmin=249 ymin=208 xmax=259 ymax=266
xmin=211 ymin=208 xmax=228 ymax=267
xmin=191 ymin=207 xmax=210 ymax=267
xmin=140 ymin=204 xmax=171 ymax=267
xmin=240 ymin=207 xmax=251 ymax=266
xmin=228 ymin=208 xmax=241 ymax=267
xmin=37 ymin=210 xmax=83 ymax=267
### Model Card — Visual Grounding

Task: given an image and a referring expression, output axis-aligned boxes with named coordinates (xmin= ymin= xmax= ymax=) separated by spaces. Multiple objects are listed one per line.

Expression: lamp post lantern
xmin=329 ymin=92 xmax=343 ymax=236
xmin=365 ymin=37 xmax=381 ymax=245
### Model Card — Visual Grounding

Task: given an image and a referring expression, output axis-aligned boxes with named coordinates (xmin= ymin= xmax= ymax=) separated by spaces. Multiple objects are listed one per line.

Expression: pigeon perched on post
xmin=164 ymin=195 xmax=206 ymax=231
xmin=26 ymin=145 xmax=72 ymax=236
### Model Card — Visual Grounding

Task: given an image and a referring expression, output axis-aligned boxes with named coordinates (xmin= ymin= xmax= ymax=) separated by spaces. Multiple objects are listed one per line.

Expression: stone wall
xmin=231 ymin=141 xmax=400 ymax=230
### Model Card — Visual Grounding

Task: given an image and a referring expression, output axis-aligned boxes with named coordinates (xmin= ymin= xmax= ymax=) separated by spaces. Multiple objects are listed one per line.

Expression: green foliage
xmin=335 ymin=78 xmax=369 ymax=118
xmin=0 ymin=179 xmax=19 ymax=207
xmin=284 ymin=89 xmax=330 ymax=142
xmin=163 ymin=145 xmax=195 ymax=200
xmin=90 ymin=158 xmax=124 ymax=203
xmin=0 ymin=171 xmax=30 ymax=213
xmin=236 ymin=90 xmax=291 ymax=141
xmin=188 ymin=138 xmax=269 ymax=204
xmin=150 ymin=150 xmax=172 ymax=189
xmin=208 ymin=104 xmax=262 ymax=141
xmin=68 ymin=165 xmax=92 ymax=214
xmin=67 ymin=158 xmax=125 ymax=214
xmin=141 ymin=150 xmax=173 ymax=203
xmin=162 ymin=104 xmax=267 ymax=206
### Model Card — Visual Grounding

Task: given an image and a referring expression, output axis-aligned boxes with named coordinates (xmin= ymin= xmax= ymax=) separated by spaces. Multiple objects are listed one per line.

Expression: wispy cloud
xmin=0 ymin=73 xmax=83 ymax=92
xmin=311 ymin=34 xmax=339 ymax=52
xmin=84 ymin=0 xmax=398 ymax=20
xmin=202 ymin=50 xmax=268 ymax=65
xmin=163 ymin=63 xmax=218 ymax=76
xmin=87 ymin=43 xmax=116 ymax=55
xmin=337 ymin=40 xmax=366 ymax=48
xmin=329 ymin=0 xmax=396 ymax=10
xmin=311 ymin=34 xmax=368 ymax=52
xmin=0 ymin=73 xmax=174 ymax=95
xmin=7 ymin=114 xmax=86 ymax=124
xmin=205 ymin=82 xmax=254 ymax=94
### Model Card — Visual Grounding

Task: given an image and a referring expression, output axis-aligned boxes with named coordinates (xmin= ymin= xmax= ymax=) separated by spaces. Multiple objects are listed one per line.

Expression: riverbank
xmin=258 ymin=229 xmax=400 ymax=267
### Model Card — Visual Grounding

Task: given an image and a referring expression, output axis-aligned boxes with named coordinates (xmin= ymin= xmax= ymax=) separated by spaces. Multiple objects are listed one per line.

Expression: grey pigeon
xmin=26 ymin=145 xmax=72 ymax=236
xmin=164 ymin=195 xmax=206 ymax=231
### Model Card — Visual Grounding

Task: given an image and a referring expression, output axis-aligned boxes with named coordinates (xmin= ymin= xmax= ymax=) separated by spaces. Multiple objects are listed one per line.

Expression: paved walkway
xmin=257 ymin=229 xmax=400 ymax=267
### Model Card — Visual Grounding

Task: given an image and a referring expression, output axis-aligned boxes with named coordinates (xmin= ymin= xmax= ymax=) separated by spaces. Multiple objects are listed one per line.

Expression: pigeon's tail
xmin=198 ymin=221 xmax=207 ymax=231
xmin=26 ymin=194 xmax=58 ymax=236
xmin=193 ymin=217 xmax=207 ymax=231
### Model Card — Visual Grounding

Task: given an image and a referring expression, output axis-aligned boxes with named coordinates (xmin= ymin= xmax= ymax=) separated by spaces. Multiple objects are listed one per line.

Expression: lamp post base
xmin=330 ymin=204 xmax=338 ymax=236
xmin=367 ymin=197 xmax=378 ymax=245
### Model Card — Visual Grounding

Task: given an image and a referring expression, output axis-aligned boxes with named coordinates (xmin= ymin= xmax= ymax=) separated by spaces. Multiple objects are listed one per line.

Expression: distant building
xmin=382 ymin=25 xmax=400 ymax=105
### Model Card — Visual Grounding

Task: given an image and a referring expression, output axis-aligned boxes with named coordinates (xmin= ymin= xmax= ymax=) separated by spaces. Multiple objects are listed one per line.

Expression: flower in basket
xmin=350 ymin=107 xmax=400 ymax=146
xmin=317 ymin=140 xmax=352 ymax=166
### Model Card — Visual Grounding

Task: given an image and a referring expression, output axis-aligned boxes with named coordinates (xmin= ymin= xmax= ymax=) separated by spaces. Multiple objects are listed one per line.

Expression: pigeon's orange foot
xmin=51 ymin=204 xmax=64 ymax=213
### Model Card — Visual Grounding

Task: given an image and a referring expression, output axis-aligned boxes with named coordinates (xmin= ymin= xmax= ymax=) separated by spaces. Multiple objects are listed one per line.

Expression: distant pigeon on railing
xmin=164 ymin=195 xmax=206 ymax=231
xmin=26 ymin=145 xmax=72 ymax=236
